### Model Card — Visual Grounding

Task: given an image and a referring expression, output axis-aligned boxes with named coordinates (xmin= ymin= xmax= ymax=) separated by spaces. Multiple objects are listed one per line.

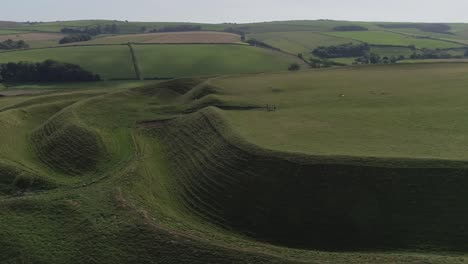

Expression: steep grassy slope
xmin=143 ymin=107 xmax=468 ymax=251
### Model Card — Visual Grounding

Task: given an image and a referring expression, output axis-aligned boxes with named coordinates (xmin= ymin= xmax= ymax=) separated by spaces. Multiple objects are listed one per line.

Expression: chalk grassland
xmin=133 ymin=44 xmax=306 ymax=78
xmin=324 ymin=31 xmax=464 ymax=49
xmin=247 ymin=31 xmax=358 ymax=55
xmin=1 ymin=73 xmax=468 ymax=263
xmin=213 ymin=63 xmax=468 ymax=160
xmin=87 ymin=31 xmax=241 ymax=44
xmin=0 ymin=46 xmax=136 ymax=80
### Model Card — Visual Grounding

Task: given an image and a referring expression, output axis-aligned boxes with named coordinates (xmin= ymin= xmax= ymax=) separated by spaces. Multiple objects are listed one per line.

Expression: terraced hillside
xmin=2 ymin=64 xmax=468 ymax=263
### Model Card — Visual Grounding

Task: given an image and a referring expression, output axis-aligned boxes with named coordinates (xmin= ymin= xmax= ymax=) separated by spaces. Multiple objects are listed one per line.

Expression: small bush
xmin=288 ymin=63 xmax=300 ymax=71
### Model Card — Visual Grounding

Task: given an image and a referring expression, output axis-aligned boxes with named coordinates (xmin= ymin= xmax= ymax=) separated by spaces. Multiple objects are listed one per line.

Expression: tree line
xmin=0 ymin=39 xmax=29 ymax=50
xmin=333 ymin=25 xmax=368 ymax=31
xmin=148 ymin=25 xmax=201 ymax=33
xmin=59 ymin=34 xmax=92 ymax=44
xmin=61 ymin=24 xmax=120 ymax=36
xmin=0 ymin=60 xmax=101 ymax=83
xmin=312 ymin=43 xmax=370 ymax=58
xmin=246 ymin=39 xmax=280 ymax=50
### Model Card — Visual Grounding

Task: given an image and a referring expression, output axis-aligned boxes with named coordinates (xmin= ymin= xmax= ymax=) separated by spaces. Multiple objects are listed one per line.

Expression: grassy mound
xmin=0 ymin=159 xmax=52 ymax=195
xmin=31 ymin=111 xmax=107 ymax=176
xmin=144 ymin=107 xmax=468 ymax=251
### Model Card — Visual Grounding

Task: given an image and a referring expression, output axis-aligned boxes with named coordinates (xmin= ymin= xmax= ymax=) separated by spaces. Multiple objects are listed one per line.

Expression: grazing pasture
xmin=213 ymin=63 xmax=468 ymax=159
xmin=133 ymin=44 xmax=305 ymax=78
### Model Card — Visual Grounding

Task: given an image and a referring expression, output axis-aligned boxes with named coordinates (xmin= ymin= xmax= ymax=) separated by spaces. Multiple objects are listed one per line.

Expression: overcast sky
xmin=3 ymin=0 xmax=468 ymax=23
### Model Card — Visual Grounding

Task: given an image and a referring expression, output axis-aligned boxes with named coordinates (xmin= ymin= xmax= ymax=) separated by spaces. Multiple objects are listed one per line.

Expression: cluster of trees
xmin=61 ymin=24 xmax=120 ymax=36
xmin=0 ymin=39 xmax=29 ymax=50
xmin=309 ymin=58 xmax=346 ymax=68
xmin=245 ymin=39 xmax=280 ymax=50
xmin=148 ymin=25 xmax=201 ymax=33
xmin=409 ymin=49 xmax=463 ymax=60
xmin=59 ymin=34 xmax=92 ymax=44
xmin=313 ymin=43 xmax=370 ymax=58
xmin=353 ymin=54 xmax=405 ymax=64
xmin=333 ymin=25 xmax=368 ymax=31
xmin=0 ymin=60 xmax=101 ymax=83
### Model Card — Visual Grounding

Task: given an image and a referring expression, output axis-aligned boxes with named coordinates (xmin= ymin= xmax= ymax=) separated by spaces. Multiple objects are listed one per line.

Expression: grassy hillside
xmin=247 ymin=31 xmax=357 ymax=55
xmin=133 ymin=44 xmax=305 ymax=78
xmin=324 ymin=31 xmax=463 ymax=49
xmin=0 ymin=75 xmax=468 ymax=263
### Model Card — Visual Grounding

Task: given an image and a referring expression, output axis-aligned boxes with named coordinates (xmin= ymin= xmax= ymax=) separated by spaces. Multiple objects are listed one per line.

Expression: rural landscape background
xmin=2 ymin=9 xmax=468 ymax=264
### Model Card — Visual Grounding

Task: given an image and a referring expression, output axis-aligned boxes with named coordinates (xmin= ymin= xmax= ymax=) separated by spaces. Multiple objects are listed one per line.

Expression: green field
xmin=134 ymin=44 xmax=305 ymax=78
xmin=325 ymin=31 xmax=464 ymax=49
xmin=0 ymin=46 xmax=136 ymax=79
xmin=213 ymin=63 xmax=468 ymax=159
xmin=0 ymin=44 xmax=305 ymax=79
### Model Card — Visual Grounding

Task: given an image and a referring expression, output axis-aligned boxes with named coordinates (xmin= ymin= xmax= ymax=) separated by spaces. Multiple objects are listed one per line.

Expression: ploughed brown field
xmin=91 ymin=31 xmax=241 ymax=44
xmin=0 ymin=32 xmax=64 ymax=42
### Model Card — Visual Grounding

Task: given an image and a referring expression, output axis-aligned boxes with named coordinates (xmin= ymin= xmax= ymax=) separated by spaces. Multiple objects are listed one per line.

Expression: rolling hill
xmin=1 ymin=64 xmax=468 ymax=263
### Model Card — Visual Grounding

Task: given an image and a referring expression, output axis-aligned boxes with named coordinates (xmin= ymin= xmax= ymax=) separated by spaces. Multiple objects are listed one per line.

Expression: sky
xmin=3 ymin=0 xmax=468 ymax=23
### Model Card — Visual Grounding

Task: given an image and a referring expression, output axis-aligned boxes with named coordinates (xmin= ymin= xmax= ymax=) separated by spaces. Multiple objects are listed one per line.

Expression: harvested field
xmin=0 ymin=32 xmax=63 ymax=42
xmin=90 ymin=31 xmax=241 ymax=44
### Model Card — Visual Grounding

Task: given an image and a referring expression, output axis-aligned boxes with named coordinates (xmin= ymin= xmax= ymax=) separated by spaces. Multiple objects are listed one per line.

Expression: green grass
xmin=325 ymin=31 xmax=463 ymax=49
xmin=370 ymin=46 xmax=414 ymax=57
xmin=6 ymin=80 xmax=155 ymax=90
xmin=0 ymin=44 xmax=305 ymax=80
xmin=399 ymin=59 xmax=468 ymax=64
xmin=0 ymin=46 xmax=136 ymax=80
xmin=134 ymin=44 xmax=305 ymax=78
xmin=247 ymin=31 xmax=357 ymax=55
xmin=213 ymin=63 xmax=468 ymax=160
xmin=0 ymin=29 xmax=23 ymax=35
xmin=0 ymin=72 xmax=468 ymax=263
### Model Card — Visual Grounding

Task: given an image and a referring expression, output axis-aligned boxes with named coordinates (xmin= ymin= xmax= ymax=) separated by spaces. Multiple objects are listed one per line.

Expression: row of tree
xmin=245 ymin=39 xmax=280 ymax=50
xmin=0 ymin=39 xmax=29 ymax=50
xmin=59 ymin=34 xmax=92 ymax=44
xmin=148 ymin=25 xmax=201 ymax=33
xmin=353 ymin=54 xmax=404 ymax=64
xmin=312 ymin=43 xmax=370 ymax=58
xmin=333 ymin=25 xmax=368 ymax=31
xmin=61 ymin=24 xmax=120 ymax=36
xmin=0 ymin=60 xmax=101 ymax=83
xmin=409 ymin=50 xmax=463 ymax=60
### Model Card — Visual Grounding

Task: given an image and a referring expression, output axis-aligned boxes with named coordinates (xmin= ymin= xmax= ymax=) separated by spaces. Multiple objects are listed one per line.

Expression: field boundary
xmin=128 ymin=44 xmax=142 ymax=80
